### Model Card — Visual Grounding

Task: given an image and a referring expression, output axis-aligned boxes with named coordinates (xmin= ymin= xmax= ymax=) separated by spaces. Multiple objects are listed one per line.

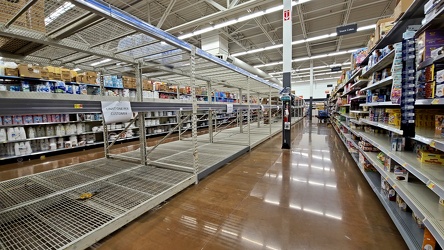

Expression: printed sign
xmin=227 ymin=104 xmax=234 ymax=114
xmin=336 ymin=23 xmax=357 ymax=35
xmin=331 ymin=66 xmax=342 ymax=72
xmin=283 ymin=10 xmax=291 ymax=21
xmin=101 ymin=101 xmax=133 ymax=124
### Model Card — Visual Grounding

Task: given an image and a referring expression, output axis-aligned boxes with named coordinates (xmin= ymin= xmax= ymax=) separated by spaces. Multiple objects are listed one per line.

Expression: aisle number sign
xmin=101 ymin=101 xmax=133 ymax=124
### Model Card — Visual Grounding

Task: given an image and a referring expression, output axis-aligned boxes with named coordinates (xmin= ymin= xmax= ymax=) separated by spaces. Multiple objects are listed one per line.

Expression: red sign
xmin=283 ymin=10 xmax=290 ymax=21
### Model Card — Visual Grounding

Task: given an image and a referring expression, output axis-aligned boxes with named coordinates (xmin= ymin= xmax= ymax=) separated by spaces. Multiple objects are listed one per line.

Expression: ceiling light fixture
xmin=178 ymin=0 xmax=310 ymax=40
xmin=91 ymin=59 xmax=112 ymax=66
xmin=45 ymin=2 xmax=75 ymax=26
xmin=231 ymin=24 xmax=376 ymax=57
xmin=255 ymin=49 xmax=358 ymax=68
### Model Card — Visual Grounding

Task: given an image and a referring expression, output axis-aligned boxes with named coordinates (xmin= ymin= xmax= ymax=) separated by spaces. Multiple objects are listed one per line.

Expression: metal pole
xmin=190 ymin=46 xmax=199 ymax=181
xmin=309 ymin=60 xmax=314 ymax=120
xmin=239 ymin=88 xmax=243 ymax=133
xmin=178 ymin=109 xmax=182 ymax=141
xmin=136 ymin=64 xmax=147 ymax=165
xmin=282 ymin=0 xmax=292 ymax=149
xmin=247 ymin=77 xmax=251 ymax=148
xmin=207 ymin=82 xmax=213 ymax=143
xmin=100 ymin=71 xmax=110 ymax=158
xmin=269 ymin=87 xmax=272 ymax=137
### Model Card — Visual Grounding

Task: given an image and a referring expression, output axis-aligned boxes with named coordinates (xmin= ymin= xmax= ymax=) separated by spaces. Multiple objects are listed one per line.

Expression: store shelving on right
xmin=329 ymin=0 xmax=444 ymax=248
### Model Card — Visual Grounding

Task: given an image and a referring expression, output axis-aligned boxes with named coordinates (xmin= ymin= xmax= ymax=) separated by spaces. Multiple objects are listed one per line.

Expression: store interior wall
xmin=291 ymin=79 xmax=336 ymax=99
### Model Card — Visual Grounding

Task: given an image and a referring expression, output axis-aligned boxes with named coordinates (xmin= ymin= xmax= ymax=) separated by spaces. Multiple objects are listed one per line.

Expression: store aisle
xmin=89 ymin=119 xmax=407 ymax=250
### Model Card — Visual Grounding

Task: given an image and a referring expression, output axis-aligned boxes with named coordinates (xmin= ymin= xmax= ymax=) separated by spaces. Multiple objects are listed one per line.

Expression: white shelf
xmin=360 ymin=102 xmax=399 ymax=107
xmin=361 ymin=50 xmax=395 ymax=78
xmin=350 ymin=78 xmax=370 ymax=89
xmin=416 ymin=99 xmax=444 ymax=106
xmin=360 ymin=118 xmax=403 ymax=135
xmin=358 ymin=131 xmax=444 ymax=200
xmin=414 ymin=128 xmax=444 ymax=152
xmin=350 ymin=119 xmax=364 ymax=125
xmin=0 ymin=120 xmax=101 ymax=128
xmin=350 ymin=96 xmax=366 ymax=101
xmin=350 ymin=110 xmax=370 ymax=114
xmin=1 ymin=132 xmax=98 ymax=144
xmin=361 ymin=76 xmax=393 ymax=92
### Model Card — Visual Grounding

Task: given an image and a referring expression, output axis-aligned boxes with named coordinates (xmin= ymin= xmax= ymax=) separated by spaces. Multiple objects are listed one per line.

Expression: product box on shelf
xmin=417 ymin=150 xmax=444 ymax=165
xmin=375 ymin=17 xmax=395 ymax=42
xmin=40 ymin=67 xmax=54 ymax=80
xmin=18 ymin=64 xmax=41 ymax=78
xmin=75 ymin=74 xmax=86 ymax=83
xmin=4 ymin=68 xmax=18 ymax=76
xmin=392 ymin=0 xmax=414 ymax=20
xmin=435 ymin=115 xmax=444 ymax=136
xmin=394 ymin=165 xmax=408 ymax=181
xmin=142 ymin=79 xmax=152 ymax=91
xmin=61 ymin=69 xmax=73 ymax=81
xmin=85 ymin=71 xmax=98 ymax=84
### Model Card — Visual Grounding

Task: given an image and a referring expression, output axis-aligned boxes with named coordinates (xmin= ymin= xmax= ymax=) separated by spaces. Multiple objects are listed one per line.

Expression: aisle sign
xmin=336 ymin=23 xmax=357 ymax=36
xmin=101 ymin=101 xmax=133 ymax=124
xmin=227 ymin=104 xmax=233 ymax=114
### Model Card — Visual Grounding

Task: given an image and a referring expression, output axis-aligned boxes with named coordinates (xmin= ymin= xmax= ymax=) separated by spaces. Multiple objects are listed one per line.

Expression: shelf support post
xmin=136 ymin=63 xmax=148 ymax=165
xmin=239 ymin=88 xmax=243 ymax=133
xmin=247 ymin=77 xmax=251 ymax=148
xmin=190 ymin=46 xmax=199 ymax=181
xmin=207 ymin=81 xmax=213 ymax=143
xmin=269 ymin=87 xmax=272 ymax=137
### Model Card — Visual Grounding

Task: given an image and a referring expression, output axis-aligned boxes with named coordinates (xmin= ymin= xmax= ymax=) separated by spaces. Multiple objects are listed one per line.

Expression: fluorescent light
xmin=232 ymin=23 xmax=375 ymax=57
xmin=238 ymin=11 xmax=265 ymax=22
xmin=357 ymin=24 xmax=377 ymax=31
xmin=90 ymin=59 xmax=112 ymax=66
xmin=45 ymin=2 xmax=75 ymax=25
xmin=254 ymin=48 xmax=359 ymax=68
xmin=73 ymin=68 xmax=81 ymax=71
xmin=193 ymin=26 xmax=215 ymax=35
xmin=178 ymin=0 xmax=310 ymax=40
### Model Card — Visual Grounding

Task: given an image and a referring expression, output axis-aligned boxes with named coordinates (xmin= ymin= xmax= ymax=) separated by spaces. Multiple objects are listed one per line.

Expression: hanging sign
xmin=101 ymin=101 xmax=133 ymax=124
xmin=283 ymin=10 xmax=291 ymax=21
xmin=226 ymin=104 xmax=234 ymax=114
xmin=331 ymin=66 xmax=342 ymax=72
xmin=336 ymin=23 xmax=357 ymax=36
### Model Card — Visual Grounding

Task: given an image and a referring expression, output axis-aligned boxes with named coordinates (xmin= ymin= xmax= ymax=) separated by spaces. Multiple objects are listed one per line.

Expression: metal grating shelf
xmin=107 ymin=173 xmax=173 ymax=196
xmin=36 ymin=169 xmax=94 ymax=189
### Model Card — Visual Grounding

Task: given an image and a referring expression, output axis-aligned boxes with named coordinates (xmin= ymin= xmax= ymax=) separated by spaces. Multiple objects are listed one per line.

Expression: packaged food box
xmin=417 ymin=150 xmax=444 ymax=165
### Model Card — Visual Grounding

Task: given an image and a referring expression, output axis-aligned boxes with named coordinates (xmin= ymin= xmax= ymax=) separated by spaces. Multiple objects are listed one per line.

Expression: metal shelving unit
xmin=361 ymin=76 xmax=393 ymax=92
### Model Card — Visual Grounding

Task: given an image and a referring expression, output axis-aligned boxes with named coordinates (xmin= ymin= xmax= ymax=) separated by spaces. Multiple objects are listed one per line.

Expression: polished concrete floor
xmin=0 ymin=119 xmax=407 ymax=249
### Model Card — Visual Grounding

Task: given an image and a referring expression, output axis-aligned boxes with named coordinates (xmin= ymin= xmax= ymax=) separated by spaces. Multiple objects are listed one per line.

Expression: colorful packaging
xmin=3 ymin=116 xmax=13 ymax=125
xmin=13 ymin=115 xmax=23 ymax=125
xmin=417 ymin=150 xmax=444 ymax=165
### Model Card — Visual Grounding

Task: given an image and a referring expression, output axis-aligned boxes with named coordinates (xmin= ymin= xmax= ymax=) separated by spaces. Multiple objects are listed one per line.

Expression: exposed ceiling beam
xmin=295 ymin=5 xmax=311 ymax=57
xmin=166 ymin=0 xmax=276 ymax=33
xmin=157 ymin=0 xmax=177 ymax=28
xmin=228 ymin=0 xmax=241 ymax=9
xmin=205 ymin=0 xmax=227 ymax=11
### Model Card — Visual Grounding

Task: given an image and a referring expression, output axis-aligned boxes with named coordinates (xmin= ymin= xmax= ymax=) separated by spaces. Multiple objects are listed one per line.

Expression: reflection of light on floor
xmin=303 ymin=208 xmax=323 ymax=215
xmin=242 ymin=237 xmax=263 ymax=246
xmin=204 ymin=225 xmax=217 ymax=233
xmin=289 ymin=204 xmax=342 ymax=220
xmin=291 ymin=178 xmax=336 ymax=188
xmin=221 ymin=229 xmax=238 ymax=237
xmin=264 ymin=199 xmax=280 ymax=205
xmin=292 ymin=163 xmax=335 ymax=172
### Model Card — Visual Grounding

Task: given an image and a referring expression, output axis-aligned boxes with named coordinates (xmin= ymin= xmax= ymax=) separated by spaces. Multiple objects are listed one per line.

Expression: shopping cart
xmin=316 ymin=110 xmax=329 ymax=123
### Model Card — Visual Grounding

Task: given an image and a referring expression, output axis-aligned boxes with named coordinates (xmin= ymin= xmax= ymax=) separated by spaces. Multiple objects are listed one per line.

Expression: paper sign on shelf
xmin=227 ymin=104 xmax=233 ymax=114
xmin=101 ymin=101 xmax=133 ymax=125
xmin=260 ymin=105 xmax=265 ymax=111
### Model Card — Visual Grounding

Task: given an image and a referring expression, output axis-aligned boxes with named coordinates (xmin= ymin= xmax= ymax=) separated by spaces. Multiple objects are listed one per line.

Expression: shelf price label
xmin=431 ymin=99 xmax=440 ymax=105
xmin=74 ymin=104 xmax=83 ymax=109
xmin=427 ymin=182 xmax=435 ymax=190
xmin=430 ymin=141 xmax=436 ymax=148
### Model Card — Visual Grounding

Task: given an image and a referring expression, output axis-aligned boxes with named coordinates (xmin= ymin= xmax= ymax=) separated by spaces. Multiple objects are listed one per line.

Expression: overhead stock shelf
xmin=0 ymin=0 xmax=282 ymax=100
